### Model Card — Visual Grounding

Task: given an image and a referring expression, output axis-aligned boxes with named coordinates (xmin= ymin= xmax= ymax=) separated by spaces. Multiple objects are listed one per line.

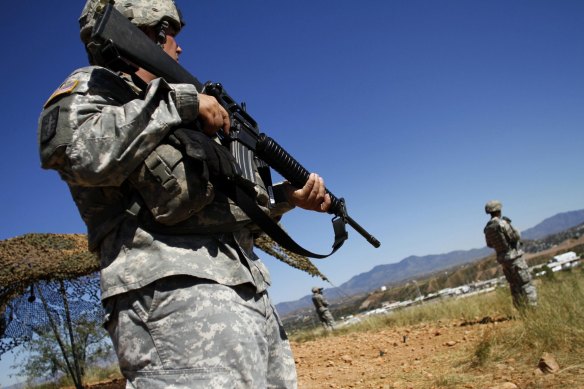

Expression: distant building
xmin=552 ymin=251 xmax=579 ymax=263
xmin=547 ymin=251 xmax=581 ymax=272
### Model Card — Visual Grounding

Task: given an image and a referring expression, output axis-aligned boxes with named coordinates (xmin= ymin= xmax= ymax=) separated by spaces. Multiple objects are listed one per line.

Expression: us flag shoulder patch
xmin=44 ymin=79 xmax=79 ymax=108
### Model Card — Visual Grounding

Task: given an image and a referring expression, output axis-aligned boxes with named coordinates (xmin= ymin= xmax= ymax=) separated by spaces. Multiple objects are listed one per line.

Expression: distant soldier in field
xmin=483 ymin=200 xmax=537 ymax=309
xmin=312 ymin=287 xmax=335 ymax=331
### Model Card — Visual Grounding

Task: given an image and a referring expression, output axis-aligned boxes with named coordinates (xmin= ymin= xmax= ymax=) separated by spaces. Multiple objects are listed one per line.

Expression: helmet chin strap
xmin=156 ymin=20 xmax=169 ymax=47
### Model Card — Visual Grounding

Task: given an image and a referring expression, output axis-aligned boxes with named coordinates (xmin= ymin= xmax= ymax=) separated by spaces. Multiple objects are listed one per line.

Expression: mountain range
xmin=276 ymin=208 xmax=584 ymax=317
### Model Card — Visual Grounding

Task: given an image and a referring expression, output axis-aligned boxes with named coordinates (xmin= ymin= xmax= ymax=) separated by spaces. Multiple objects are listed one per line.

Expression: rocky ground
xmin=88 ymin=315 xmax=584 ymax=389
xmin=292 ymin=318 xmax=584 ymax=389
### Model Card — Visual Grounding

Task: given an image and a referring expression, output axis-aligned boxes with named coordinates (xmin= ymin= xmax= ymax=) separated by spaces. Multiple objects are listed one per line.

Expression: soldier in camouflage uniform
xmin=37 ymin=1 xmax=332 ymax=387
xmin=483 ymin=200 xmax=537 ymax=309
xmin=311 ymin=287 xmax=335 ymax=331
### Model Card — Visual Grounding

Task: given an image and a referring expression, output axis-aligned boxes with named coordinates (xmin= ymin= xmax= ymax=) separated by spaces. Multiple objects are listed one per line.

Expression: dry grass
xmin=290 ymin=285 xmax=514 ymax=343
xmin=473 ymin=269 xmax=584 ymax=369
xmin=291 ymin=268 xmax=584 ymax=375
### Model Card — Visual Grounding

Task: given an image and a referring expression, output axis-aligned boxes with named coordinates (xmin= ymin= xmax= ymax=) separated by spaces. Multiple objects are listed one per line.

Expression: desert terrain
xmin=293 ymin=317 xmax=584 ymax=389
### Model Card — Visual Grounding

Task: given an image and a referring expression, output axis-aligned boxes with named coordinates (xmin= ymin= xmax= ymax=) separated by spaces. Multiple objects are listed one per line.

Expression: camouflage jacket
xmin=38 ymin=66 xmax=291 ymax=299
xmin=484 ymin=216 xmax=523 ymax=262
xmin=312 ymin=293 xmax=329 ymax=313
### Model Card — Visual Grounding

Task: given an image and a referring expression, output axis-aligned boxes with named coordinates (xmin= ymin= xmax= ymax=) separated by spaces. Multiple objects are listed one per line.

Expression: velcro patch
xmin=44 ymin=79 xmax=79 ymax=108
xmin=40 ymin=106 xmax=60 ymax=144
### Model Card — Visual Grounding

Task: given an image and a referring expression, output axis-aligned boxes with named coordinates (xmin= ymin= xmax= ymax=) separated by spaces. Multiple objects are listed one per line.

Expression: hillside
xmin=277 ymin=208 xmax=584 ymax=317
xmin=522 ymin=209 xmax=584 ymax=239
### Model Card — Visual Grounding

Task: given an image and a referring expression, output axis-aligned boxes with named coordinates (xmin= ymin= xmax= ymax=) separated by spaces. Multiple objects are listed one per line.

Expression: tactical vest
xmin=128 ymin=139 xmax=271 ymax=235
xmin=38 ymin=67 xmax=266 ymax=252
xmin=484 ymin=217 xmax=524 ymax=262
xmin=484 ymin=218 xmax=511 ymax=255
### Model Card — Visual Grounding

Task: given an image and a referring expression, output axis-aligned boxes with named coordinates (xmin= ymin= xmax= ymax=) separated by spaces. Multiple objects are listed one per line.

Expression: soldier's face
xmin=162 ymin=31 xmax=182 ymax=62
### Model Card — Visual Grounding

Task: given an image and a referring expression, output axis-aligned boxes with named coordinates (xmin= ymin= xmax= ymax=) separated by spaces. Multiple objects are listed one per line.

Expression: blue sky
xmin=1 ymin=0 xmax=583 ymax=384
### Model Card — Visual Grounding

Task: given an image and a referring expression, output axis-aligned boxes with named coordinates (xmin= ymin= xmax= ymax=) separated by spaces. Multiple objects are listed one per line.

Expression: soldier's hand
xmin=286 ymin=173 xmax=331 ymax=213
xmin=198 ymin=94 xmax=230 ymax=136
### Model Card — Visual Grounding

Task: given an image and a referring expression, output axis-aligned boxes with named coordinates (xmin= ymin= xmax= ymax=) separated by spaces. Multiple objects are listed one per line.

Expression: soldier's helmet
xmin=485 ymin=200 xmax=502 ymax=214
xmin=79 ymin=0 xmax=184 ymax=46
xmin=312 ymin=287 xmax=322 ymax=293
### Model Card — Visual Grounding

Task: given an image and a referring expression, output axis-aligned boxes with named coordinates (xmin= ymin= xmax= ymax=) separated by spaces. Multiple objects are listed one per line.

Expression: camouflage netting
xmin=0 ymin=233 xmax=100 ymax=356
xmin=255 ymin=234 xmax=329 ymax=282
xmin=0 ymin=232 xmax=327 ymax=356
xmin=1 ymin=275 xmax=102 ymax=358
xmin=0 ymin=234 xmax=98 ymax=316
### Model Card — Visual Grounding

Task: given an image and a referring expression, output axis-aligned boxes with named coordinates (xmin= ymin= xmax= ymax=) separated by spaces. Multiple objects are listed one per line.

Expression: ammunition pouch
xmin=128 ymin=129 xmax=270 ymax=234
xmin=128 ymin=141 xmax=214 ymax=226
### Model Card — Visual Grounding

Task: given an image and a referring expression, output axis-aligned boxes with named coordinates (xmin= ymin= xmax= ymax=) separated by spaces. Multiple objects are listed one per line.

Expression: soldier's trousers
xmin=319 ymin=310 xmax=335 ymax=331
xmin=103 ymin=275 xmax=297 ymax=388
xmin=500 ymin=256 xmax=537 ymax=309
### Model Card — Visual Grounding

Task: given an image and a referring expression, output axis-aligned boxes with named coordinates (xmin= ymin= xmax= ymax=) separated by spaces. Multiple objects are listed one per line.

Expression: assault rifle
xmin=87 ymin=4 xmax=380 ymax=257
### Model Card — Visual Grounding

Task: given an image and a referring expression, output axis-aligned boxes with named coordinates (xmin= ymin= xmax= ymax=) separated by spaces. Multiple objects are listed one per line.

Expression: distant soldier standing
xmin=312 ymin=287 xmax=335 ymax=331
xmin=483 ymin=200 xmax=537 ymax=309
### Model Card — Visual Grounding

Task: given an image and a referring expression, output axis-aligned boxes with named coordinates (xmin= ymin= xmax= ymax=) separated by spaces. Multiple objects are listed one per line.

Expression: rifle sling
xmin=229 ymin=182 xmax=347 ymax=259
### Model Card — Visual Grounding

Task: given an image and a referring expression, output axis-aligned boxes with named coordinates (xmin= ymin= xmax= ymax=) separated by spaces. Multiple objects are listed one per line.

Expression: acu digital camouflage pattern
xmin=37 ymin=3 xmax=321 ymax=384
xmin=499 ymin=256 xmax=537 ymax=309
xmin=484 ymin=216 xmax=522 ymax=262
xmin=37 ymin=64 xmax=318 ymax=300
xmin=79 ymin=0 xmax=184 ymax=46
xmin=484 ymin=216 xmax=537 ymax=308
xmin=312 ymin=289 xmax=335 ymax=331
xmin=106 ymin=277 xmax=296 ymax=388
xmin=484 ymin=199 xmax=502 ymax=214
xmin=0 ymin=232 xmax=324 ymax=358
xmin=39 ymin=66 xmax=198 ymax=251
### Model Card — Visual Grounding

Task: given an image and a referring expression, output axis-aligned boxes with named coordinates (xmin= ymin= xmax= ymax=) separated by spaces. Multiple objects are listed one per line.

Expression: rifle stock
xmin=90 ymin=4 xmax=380 ymax=249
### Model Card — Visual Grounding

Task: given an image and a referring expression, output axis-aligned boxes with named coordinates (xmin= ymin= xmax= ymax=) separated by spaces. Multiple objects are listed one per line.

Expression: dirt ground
xmin=87 ymin=316 xmax=584 ymax=389
xmin=292 ymin=318 xmax=584 ymax=389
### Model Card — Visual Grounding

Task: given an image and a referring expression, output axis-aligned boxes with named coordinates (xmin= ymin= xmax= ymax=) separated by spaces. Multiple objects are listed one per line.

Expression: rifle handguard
xmin=255 ymin=135 xmax=381 ymax=248
xmin=255 ymin=134 xmax=344 ymax=215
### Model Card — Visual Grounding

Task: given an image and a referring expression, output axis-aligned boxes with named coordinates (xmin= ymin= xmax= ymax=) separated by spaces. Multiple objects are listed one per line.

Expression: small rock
xmin=445 ymin=341 xmax=457 ymax=347
xmin=533 ymin=368 xmax=544 ymax=376
xmin=341 ymin=355 xmax=353 ymax=364
xmin=538 ymin=352 xmax=560 ymax=374
xmin=488 ymin=383 xmax=518 ymax=389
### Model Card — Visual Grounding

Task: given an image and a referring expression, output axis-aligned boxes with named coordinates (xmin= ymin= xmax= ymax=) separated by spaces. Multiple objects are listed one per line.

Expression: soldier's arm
xmin=39 ymin=67 xmax=199 ymax=187
xmin=484 ymin=225 xmax=495 ymax=248
xmin=501 ymin=219 xmax=521 ymax=244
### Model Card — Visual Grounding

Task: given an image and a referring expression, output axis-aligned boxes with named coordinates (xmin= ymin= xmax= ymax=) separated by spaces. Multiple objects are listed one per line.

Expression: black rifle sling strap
xmin=229 ymin=181 xmax=348 ymax=259
xmin=167 ymin=128 xmax=346 ymax=259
